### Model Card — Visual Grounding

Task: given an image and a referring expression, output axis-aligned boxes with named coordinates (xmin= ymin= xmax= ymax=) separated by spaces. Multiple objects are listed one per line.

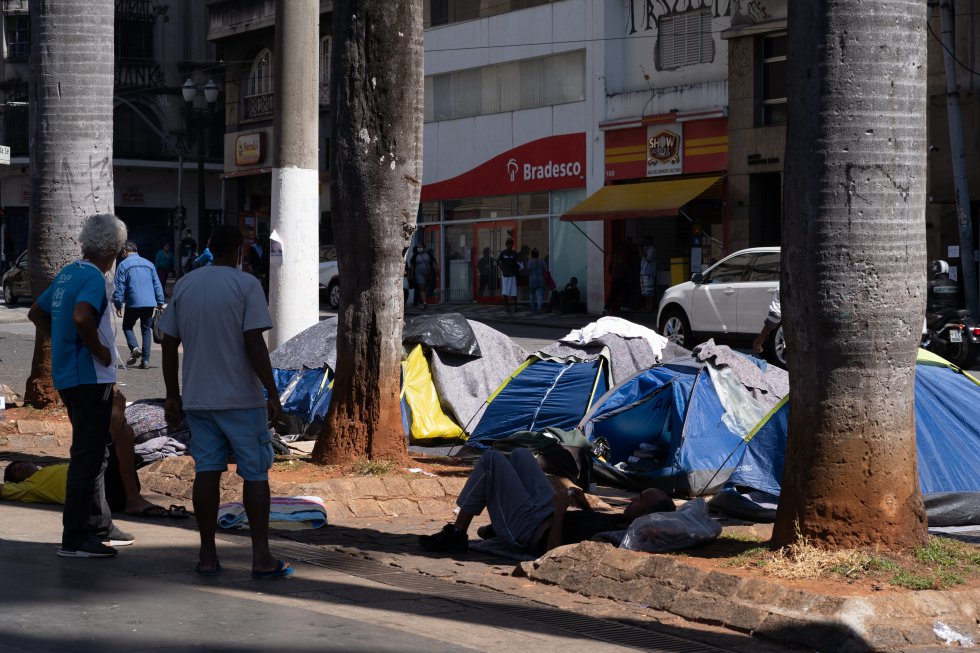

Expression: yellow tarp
xmin=401 ymin=345 xmax=465 ymax=442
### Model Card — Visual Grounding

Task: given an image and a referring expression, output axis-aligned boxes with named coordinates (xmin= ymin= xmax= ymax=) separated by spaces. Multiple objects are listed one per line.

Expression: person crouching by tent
xmin=418 ymin=448 xmax=674 ymax=555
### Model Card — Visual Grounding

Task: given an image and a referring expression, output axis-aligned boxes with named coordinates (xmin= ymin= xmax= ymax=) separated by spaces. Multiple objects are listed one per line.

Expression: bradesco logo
xmin=507 ymin=157 xmax=583 ymax=183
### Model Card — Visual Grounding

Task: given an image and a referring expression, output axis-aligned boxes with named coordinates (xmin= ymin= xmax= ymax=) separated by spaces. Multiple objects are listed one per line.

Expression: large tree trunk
xmin=24 ymin=0 xmax=116 ymax=407
xmin=312 ymin=0 xmax=423 ymax=464
xmin=773 ymin=0 xmax=928 ymax=549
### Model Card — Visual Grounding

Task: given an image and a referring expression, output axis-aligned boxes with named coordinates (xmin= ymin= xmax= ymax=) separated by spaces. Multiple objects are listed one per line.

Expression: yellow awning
xmin=561 ymin=176 xmax=721 ymax=221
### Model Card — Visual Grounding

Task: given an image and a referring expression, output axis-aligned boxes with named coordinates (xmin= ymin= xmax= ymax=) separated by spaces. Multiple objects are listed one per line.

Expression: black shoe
xmin=418 ymin=524 xmax=468 ymax=553
xmin=100 ymin=526 xmax=135 ymax=547
xmin=138 ymin=362 xmax=149 ymax=369
xmin=476 ymin=524 xmax=496 ymax=540
xmin=58 ymin=538 xmax=117 ymax=558
xmin=126 ymin=348 xmax=141 ymax=366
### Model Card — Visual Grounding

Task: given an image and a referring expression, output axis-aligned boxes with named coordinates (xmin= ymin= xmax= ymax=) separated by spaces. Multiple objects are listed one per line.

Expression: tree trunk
xmin=773 ymin=0 xmax=928 ymax=549
xmin=312 ymin=1 xmax=423 ymax=464
xmin=24 ymin=0 xmax=116 ymax=407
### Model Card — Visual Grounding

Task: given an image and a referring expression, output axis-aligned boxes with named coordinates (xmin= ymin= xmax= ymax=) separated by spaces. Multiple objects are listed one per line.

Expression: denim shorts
xmin=185 ymin=408 xmax=274 ymax=481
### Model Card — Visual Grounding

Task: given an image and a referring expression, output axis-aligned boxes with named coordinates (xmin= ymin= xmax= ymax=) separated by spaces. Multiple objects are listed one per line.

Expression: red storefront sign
xmin=604 ymin=115 xmax=728 ymax=181
xmin=421 ymin=132 xmax=586 ymax=202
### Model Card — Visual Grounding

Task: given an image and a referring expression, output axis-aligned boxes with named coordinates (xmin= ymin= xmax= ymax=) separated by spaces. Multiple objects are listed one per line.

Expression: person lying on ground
xmin=418 ymin=447 xmax=674 ymax=555
xmin=0 ymin=390 xmax=187 ymax=518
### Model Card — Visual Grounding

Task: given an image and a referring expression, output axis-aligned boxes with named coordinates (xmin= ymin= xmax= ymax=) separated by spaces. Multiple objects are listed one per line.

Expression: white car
xmin=319 ymin=245 xmax=340 ymax=309
xmin=657 ymin=246 xmax=784 ymax=362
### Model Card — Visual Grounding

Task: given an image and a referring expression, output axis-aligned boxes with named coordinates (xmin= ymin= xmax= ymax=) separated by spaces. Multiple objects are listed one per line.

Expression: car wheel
xmin=327 ymin=280 xmax=340 ymax=310
xmin=659 ymin=309 xmax=691 ymax=348
xmin=768 ymin=324 xmax=787 ymax=368
xmin=948 ymin=338 xmax=974 ymax=369
xmin=3 ymin=284 xmax=15 ymax=306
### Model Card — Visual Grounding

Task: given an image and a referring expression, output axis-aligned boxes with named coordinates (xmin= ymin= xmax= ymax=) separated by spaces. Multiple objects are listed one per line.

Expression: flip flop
xmin=195 ymin=560 xmax=222 ymax=577
xmin=251 ymin=560 xmax=294 ymax=580
xmin=125 ymin=504 xmax=190 ymax=519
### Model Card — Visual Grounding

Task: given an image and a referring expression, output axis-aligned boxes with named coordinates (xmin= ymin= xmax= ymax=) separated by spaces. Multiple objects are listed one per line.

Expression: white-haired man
xmin=28 ymin=213 xmax=135 ymax=558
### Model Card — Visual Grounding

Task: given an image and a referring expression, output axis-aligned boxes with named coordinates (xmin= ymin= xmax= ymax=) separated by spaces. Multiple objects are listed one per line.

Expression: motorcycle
xmin=923 ymin=309 xmax=980 ymax=368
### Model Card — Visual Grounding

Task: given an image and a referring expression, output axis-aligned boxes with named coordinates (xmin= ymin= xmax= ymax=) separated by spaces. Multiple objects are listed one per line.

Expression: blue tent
xmin=579 ymin=362 xmax=749 ymax=496
xmin=467 ymin=355 xmax=609 ymax=446
xmin=724 ymin=350 xmax=980 ymax=526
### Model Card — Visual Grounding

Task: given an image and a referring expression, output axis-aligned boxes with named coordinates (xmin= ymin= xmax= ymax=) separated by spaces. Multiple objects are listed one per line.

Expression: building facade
xmin=0 ymin=0 xmax=222 ymax=271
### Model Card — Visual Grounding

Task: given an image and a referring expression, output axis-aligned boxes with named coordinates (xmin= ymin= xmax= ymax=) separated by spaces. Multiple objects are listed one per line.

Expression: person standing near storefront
xmin=640 ymin=237 xmax=657 ymax=313
xmin=527 ymin=248 xmax=546 ymax=313
xmin=154 ymin=243 xmax=175 ymax=294
xmin=497 ymin=238 xmax=519 ymax=312
xmin=180 ymin=230 xmax=198 ymax=274
xmin=411 ymin=244 xmax=433 ymax=309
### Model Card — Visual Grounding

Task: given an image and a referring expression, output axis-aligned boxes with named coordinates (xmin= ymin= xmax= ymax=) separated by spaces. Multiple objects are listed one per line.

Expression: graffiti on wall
xmin=626 ymin=0 xmax=732 ymax=35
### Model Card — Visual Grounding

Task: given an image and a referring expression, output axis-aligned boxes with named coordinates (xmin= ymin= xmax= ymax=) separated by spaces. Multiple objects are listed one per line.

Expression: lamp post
xmin=182 ymin=78 xmax=219 ymax=262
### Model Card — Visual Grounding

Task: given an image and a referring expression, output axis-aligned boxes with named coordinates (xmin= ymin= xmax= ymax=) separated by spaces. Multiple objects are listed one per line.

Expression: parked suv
xmin=318 ymin=245 xmax=340 ymax=309
xmin=2 ymin=251 xmax=31 ymax=306
xmin=657 ymin=246 xmax=783 ymax=362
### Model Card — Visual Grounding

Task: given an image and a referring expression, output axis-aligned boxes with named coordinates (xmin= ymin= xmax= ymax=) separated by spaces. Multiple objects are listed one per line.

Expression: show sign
xmin=422 ymin=133 xmax=586 ymax=202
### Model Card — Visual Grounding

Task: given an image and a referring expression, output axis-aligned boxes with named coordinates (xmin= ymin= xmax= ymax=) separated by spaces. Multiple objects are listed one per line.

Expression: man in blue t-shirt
xmin=28 ymin=213 xmax=133 ymax=559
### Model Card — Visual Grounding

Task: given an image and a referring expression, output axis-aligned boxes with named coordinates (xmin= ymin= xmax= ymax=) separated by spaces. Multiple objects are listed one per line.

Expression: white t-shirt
xmin=158 ymin=266 xmax=272 ymax=410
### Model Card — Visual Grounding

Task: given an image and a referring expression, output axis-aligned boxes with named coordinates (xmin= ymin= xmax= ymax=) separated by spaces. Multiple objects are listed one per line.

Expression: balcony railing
xmin=244 ymin=93 xmax=273 ymax=119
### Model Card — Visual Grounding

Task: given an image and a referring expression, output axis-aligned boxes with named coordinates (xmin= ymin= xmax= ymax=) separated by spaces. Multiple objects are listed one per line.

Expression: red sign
xmin=421 ymin=132 xmax=586 ymax=202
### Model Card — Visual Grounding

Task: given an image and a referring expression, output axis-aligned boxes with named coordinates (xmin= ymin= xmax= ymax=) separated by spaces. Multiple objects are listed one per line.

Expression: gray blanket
xmin=537 ymin=335 xmax=660 ymax=386
xmin=125 ymin=400 xmax=191 ymax=464
xmin=269 ymin=317 xmax=339 ymax=371
xmin=693 ymin=340 xmax=789 ymax=407
xmin=428 ymin=321 xmax=528 ymax=433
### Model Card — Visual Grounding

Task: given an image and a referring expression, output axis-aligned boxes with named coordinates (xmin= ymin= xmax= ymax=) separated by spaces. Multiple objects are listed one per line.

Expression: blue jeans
xmin=531 ymin=286 xmax=544 ymax=312
xmin=456 ymin=449 xmax=555 ymax=550
xmin=122 ymin=307 xmax=154 ymax=364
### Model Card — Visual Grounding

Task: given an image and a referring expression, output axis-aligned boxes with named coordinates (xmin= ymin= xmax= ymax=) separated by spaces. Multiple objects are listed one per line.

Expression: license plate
xmin=950 ymin=330 xmax=963 ymax=343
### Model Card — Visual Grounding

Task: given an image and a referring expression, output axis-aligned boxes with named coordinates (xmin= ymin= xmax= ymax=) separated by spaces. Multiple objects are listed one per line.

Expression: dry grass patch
xmin=724 ymin=534 xmax=980 ymax=591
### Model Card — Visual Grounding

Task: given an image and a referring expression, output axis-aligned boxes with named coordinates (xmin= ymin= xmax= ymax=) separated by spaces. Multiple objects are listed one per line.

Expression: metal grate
xmin=273 ymin=540 xmax=735 ymax=653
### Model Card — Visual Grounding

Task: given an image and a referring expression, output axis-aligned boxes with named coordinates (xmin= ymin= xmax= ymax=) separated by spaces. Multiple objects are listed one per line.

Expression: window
xmin=705 ymin=255 xmax=750 ymax=283
xmin=657 ymin=9 xmax=713 ymax=70
xmin=319 ymin=36 xmax=331 ymax=106
xmin=760 ymin=34 xmax=787 ymax=126
xmin=424 ymin=50 xmax=585 ymax=122
xmin=5 ymin=14 xmax=29 ymax=60
xmin=245 ymin=49 xmax=274 ymax=119
xmin=113 ymin=105 xmax=164 ymax=159
xmin=425 ymin=0 xmax=555 ymax=28
xmin=115 ymin=15 xmax=154 ymax=61
xmin=746 ymin=252 xmax=780 ymax=282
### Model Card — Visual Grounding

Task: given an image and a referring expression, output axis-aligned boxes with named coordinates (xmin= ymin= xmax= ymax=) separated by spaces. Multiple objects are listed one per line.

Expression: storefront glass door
xmin=474 ymin=221 xmax=516 ymax=302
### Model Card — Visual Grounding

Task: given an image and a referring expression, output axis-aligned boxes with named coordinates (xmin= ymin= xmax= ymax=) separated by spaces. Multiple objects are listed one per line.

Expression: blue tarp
xmin=274 ymin=367 xmax=333 ymax=425
xmin=468 ymin=358 xmax=609 ymax=446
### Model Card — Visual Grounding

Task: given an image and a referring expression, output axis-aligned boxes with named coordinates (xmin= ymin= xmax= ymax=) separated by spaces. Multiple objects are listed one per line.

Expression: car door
xmin=736 ymin=251 xmax=780 ymax=334
xmin=12 ymin=252 xmax=30 ymax=297
xmin=689 ymin=253 xmax=752 ymax=334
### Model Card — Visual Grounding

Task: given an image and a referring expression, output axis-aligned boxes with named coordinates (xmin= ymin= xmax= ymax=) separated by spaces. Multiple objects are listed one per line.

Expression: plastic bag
xmin=620 ymin=497 xmax=722 ymax=553
xmin=151 ymin=306 xmax=166 ymax=344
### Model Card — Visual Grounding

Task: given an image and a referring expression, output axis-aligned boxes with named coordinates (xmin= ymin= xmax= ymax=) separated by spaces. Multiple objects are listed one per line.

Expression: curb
xmin=520 ymin=540 xmax=980 ymax=652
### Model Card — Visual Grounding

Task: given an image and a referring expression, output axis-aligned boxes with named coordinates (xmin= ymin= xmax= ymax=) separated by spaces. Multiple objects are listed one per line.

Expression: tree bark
xmin=773 ymin=0 xmax=928 ymax=549
xmin=24 ymin=0 xmax=116 ymax=407
xmin=312 ymin=1 xmax=423 ymax=464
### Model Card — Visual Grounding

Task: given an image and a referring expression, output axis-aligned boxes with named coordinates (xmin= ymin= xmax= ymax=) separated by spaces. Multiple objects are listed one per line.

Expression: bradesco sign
xmin=421 ymin=133 xmax=586 ymax=201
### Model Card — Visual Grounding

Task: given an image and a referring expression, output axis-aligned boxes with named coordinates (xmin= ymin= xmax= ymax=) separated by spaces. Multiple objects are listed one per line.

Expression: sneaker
xmin=138 ymin=362 xmax=149 ymax=369
xmin=58 ymin=538 xmax=117 ymax=558
xmin=476 ymin=524 xmax=496 ymax=540
xmin=100 ymin=526 xmax=135 ymax=547
xmin=126 ymin=348 xmax=141 ymax=366
xmin=418 ymin=524 xmax=468 ymax=553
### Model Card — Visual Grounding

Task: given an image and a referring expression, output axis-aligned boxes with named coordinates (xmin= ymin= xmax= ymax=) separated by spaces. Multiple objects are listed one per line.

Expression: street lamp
xmin=182 ymin=78 xmax=219 ymax=270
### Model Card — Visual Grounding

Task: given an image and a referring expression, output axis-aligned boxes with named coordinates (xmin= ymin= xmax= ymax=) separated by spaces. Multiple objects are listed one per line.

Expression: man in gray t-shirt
xmin=159 ymin=225 xmax=292 ymax=579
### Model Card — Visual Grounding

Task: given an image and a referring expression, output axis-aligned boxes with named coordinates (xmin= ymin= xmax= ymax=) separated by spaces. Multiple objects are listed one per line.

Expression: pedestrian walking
xmin=27 ymin=213 xmax=134 ymax=558
xmin=527 ymin=248 xmax=546 ymax=313
xmin=159 ymin=225 xmax=291 ymax=579
xmin=179 ymin=229 xmax=197 ymax=274
xmin=113 ymin=241 xmax=165 ymax=369
xmin=154 ymin=242 xmax=175 ymax=293
xmin=497 ymin=238 xmax=519 ymax=312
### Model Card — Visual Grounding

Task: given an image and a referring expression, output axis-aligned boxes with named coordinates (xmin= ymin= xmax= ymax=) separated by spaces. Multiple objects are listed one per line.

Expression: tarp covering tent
xmin=718 ymin=349 xmax=980 ymax=526
xmin=579 ymin=343 xmax=789 ymax=497
xmin=401 ymin=344 xmax=465 ymax=443
xmin=467 ymin=354 xmax=610 ymax=446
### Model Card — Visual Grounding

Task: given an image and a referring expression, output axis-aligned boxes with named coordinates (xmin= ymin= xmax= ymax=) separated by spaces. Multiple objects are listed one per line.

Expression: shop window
xmin=319 ymin=36 xmax=331 ymax=106
xmin=425 ymin=50 xmax=585 ymax=122
xmin=245 ymin=49 xmax=274 ymax=119
xmin=5 ymin=14 xmax=29 ymax=60
xmin=115 ymin=15 xmax=154 ymax=61
xmin=759 ymin=34 xmax=787 ymax=126
xmin=656 ymin=8 xmax=714 ymax=70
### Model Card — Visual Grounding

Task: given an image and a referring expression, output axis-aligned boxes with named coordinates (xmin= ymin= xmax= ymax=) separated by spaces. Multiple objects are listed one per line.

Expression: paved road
xmin=0 ymin=501 xmax=651 ymax=653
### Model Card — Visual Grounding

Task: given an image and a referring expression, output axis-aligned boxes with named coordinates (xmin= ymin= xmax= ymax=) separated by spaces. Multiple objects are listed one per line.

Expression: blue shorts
xmin=185 ymin=408 xmax=274 ymax=481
